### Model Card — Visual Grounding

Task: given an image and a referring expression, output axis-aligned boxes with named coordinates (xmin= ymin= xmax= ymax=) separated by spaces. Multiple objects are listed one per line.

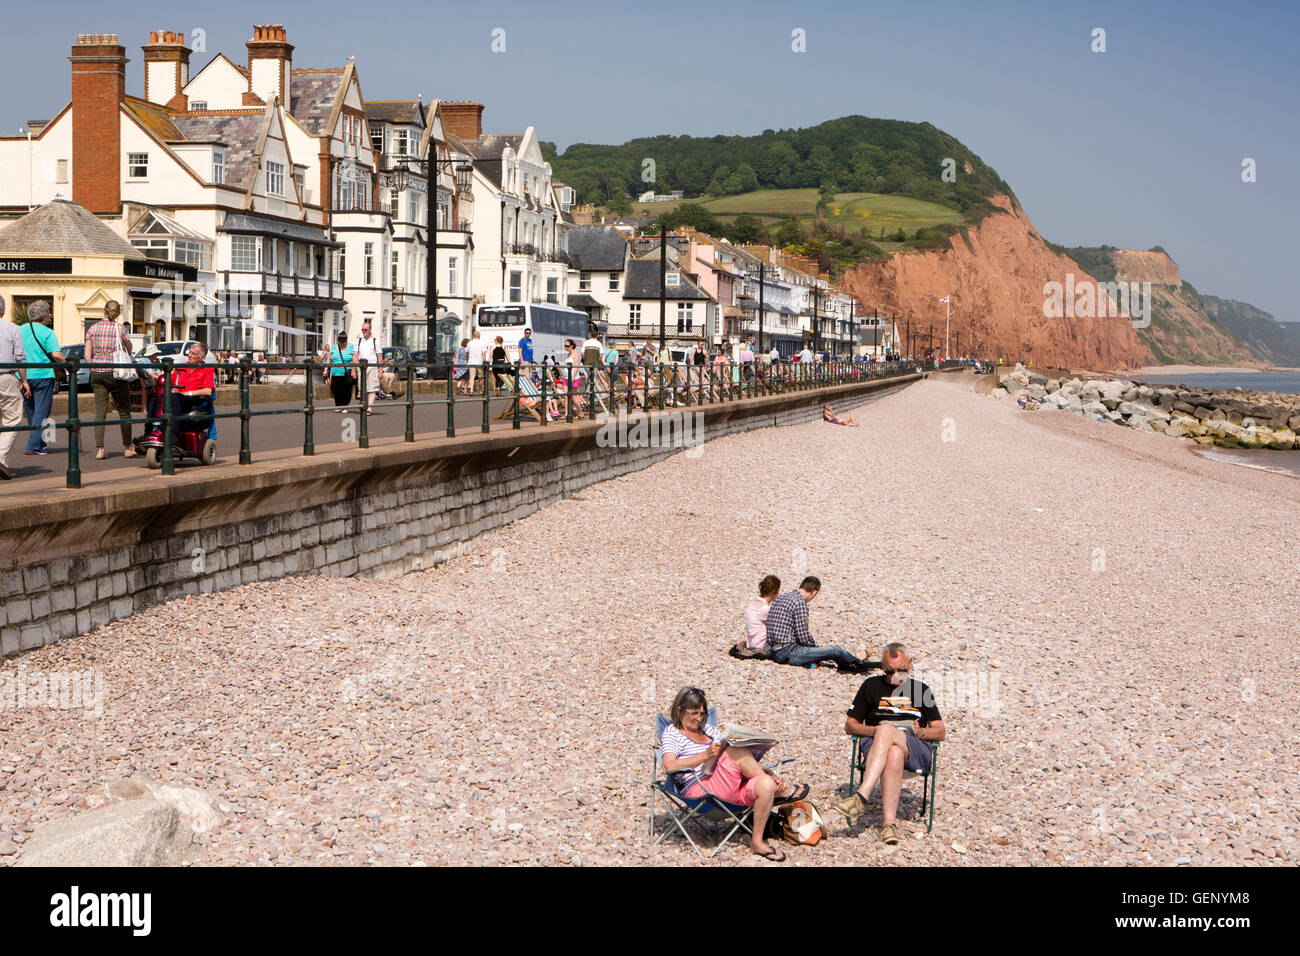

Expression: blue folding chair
xmin=650 ymin=709 xmax=792 ymax=859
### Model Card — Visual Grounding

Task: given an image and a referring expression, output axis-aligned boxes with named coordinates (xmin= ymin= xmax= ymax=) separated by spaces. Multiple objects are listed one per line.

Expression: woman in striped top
xmin=660 ymin=687 xmax=808 ymax=862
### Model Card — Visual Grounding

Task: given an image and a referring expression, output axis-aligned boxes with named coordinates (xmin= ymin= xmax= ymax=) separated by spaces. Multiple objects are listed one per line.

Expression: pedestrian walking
xmin=20 ymin=300 xmax=63 ymax=456
xmin=85 ymin=300 xmax=137 ymax=460
xmin=465 ymin=328 xmax=485 ymax=395
xmin=0 ymin=297 xmax=31 ymax=479
xmin=326 ymin=331 xmax=355 ymax=410
xmin=353 ymin=320 xmax=382 ymax=415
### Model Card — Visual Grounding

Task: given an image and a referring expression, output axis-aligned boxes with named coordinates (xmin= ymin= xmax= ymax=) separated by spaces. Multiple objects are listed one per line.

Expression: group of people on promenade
xmin=0 ymin=299 xmax=224 ymax=478
xmin=664 ymin=574 xmax=947 ymax=860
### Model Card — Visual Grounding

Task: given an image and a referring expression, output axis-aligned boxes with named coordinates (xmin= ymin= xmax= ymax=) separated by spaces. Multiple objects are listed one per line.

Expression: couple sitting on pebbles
xmin=662 ymin=644 xmax=947 ymax=861
xmin=734 ymin=574 xmax=877 ymax=672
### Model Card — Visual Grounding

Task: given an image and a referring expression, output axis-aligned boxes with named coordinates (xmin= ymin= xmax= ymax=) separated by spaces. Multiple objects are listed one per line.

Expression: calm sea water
xmin=1130 ymin=371 xmax=1300 ymax=394
xmin=1124 ymin=372 xmax=1300 ymax=478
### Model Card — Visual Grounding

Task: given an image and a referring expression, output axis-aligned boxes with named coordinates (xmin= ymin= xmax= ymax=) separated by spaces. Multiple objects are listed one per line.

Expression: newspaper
xmin=717 ymin=724 xmax=779 ymax=749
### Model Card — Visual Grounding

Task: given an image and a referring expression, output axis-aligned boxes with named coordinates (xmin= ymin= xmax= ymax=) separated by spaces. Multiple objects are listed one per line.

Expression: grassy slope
xmin=623 ymin=189 xmax=969 ymax=233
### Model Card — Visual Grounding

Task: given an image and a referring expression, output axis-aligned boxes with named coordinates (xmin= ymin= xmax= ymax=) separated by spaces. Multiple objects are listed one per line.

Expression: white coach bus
xmin=474 ymin=303 xmax=592 ymax=366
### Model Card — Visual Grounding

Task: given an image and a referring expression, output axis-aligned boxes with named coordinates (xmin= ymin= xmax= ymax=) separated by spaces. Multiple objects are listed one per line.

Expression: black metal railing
xmin=0 ymin=357 xmax=921 ymax=490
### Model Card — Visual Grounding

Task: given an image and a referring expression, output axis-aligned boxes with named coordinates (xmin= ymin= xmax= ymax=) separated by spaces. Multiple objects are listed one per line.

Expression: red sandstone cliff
xmin=839 ymin=196 xmax=1151 ymax=369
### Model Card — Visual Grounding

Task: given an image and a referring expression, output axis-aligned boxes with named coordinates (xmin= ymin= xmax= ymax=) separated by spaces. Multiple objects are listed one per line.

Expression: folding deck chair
xmin=847 ymin=735 xmax=939 ymax=833
xmin=650 ymin=710 xmax=793 ymax=859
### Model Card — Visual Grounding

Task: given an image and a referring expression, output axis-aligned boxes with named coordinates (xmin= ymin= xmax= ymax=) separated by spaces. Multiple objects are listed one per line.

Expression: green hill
xmin=544 ymin=115 xmax=1013 ymax=216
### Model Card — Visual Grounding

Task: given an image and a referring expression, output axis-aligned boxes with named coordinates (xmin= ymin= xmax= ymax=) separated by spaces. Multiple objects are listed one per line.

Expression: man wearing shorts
xmin=832 ymin=642 xmax=946 ymax=844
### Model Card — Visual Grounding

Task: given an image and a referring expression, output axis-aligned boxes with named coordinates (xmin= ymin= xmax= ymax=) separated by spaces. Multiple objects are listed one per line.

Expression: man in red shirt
xmin=169 ymin=342 xmax=215 ymax=444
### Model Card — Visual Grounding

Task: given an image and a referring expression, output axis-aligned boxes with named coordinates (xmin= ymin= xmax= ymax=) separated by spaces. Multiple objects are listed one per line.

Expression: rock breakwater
xmin=995 ymin=364 xmax=1300 ymax=449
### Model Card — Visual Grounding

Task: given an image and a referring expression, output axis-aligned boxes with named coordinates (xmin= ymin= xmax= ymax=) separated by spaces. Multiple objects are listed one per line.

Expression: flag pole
xmin=944 ymin=297 xmax=951 ymax=359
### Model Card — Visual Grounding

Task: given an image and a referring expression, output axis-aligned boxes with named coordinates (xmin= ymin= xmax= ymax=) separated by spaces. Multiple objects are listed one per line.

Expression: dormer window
xmin=212 ymin=151 xmax=225 ymax=185
xmin=665 ymin=272 xmax=680 ymax=287
xmin=191 ymin=100 xmax=208 ymax=111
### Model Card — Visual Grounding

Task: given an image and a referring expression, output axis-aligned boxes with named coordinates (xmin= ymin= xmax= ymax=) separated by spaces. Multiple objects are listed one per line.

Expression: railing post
xmin=65 ymin=358 xmax=81 ymax=489
xmin=238 ymin=358 xmax=251 ymax=464
xmin=657 ymin=363 xmax=665 ymax=411
xmin=512 ymin=364 xmax=521 ymax=430
xmin=481 ymin=361 xmax=491 ymax=433
xmin=404 ymin=361 xmax=415 ymax=442
xmin=588 ymin=364 xmax=597 ymax=420
xmin=358 ymin=358 xmax=369 ymax=449
xmin=565 ymin=363 xmax=575 ymax=424
xmin=447 ymin=362 xmax=456 ymax=438
xmin=540 ymin=369 xmax=549 ymax=427
xmin=161 ymin=357 xmax=175 ymax=475
xmin=303 ymin=356 xmax=315 ymax=456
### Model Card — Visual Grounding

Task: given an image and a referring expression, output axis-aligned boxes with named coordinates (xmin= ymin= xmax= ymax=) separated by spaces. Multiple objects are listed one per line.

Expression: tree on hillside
xmin=706 ymin=165 xmax=732 ymax=195
xmin=774 ymin=216 xmax=805 ymax=248
xmin=653 ymin=203 xmax=722 ymax=233
xmin=726 ymin=214 xmax=767 ymax=245
xmin=735 ymin=163 xmax=759 ymax=194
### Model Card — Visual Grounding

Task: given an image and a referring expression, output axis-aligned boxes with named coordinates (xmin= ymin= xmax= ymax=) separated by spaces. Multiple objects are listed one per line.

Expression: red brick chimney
xmin=245 ymin=24 xmax=293 ymax=107
xmin=69 ymin=33 xmax=127 ymax=215
xmin=142 ymin=30 xmax=191 ymax=110
xmin=440 ymin=101 xmax=484 ymax=140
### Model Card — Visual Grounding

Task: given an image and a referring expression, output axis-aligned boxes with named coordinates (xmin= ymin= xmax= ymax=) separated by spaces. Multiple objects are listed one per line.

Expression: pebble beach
xmin=2 ymin=373 xmax=1296 ymax=866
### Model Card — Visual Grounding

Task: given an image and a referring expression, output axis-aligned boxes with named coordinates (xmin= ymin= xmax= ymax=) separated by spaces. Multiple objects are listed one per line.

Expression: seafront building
xmin=0 ymin=26 xmax=866 ymax=357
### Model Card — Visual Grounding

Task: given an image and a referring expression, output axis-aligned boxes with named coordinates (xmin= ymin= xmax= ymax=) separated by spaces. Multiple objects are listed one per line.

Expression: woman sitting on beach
xmin=660 ymin=686 xmax=808 ymax=862
xmin=741 ymin=574 xmax=781 ymax=657
xmin=823 ymin=404 xmax=859 ymax=427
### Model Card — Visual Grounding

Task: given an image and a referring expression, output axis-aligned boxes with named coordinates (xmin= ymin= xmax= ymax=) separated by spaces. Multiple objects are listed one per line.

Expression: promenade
xmin=2 ymin=373 xmax=1295 ymax=865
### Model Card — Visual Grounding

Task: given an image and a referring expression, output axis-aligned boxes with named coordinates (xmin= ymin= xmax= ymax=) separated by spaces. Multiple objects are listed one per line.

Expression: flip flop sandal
xmin=754 ymin=845 xmax=786 ymax=862
xmin=773 ymin=783 xmax=810 ymax=805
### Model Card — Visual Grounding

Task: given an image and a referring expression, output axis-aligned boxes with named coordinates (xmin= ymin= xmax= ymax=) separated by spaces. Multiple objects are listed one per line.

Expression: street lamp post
xmin=395 ymin=145 xmax=473 ymax=380
xmin=658 ymin=226 xmax=667 ymax=355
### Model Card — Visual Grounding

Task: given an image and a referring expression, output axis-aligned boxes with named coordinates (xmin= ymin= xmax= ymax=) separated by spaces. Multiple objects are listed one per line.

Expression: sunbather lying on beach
xmin=823 ymin=404 xmax=859 ymax=427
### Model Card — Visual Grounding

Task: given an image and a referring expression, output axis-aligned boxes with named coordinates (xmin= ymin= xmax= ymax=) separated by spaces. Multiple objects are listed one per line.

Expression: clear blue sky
xmin=5 ymin=0 xmax=1297 ymax=320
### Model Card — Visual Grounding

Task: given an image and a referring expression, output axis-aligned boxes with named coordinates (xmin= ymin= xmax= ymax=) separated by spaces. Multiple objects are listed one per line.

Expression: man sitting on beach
xmin=764 ymin=576 xmax=876 ymax=672
xmin=832 ymin=642 xmax=946 ymax=844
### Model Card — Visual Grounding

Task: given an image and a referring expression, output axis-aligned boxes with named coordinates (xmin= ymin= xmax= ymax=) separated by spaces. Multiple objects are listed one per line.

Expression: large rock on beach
xmin=13 ymin=801 xmax=192 ymax=867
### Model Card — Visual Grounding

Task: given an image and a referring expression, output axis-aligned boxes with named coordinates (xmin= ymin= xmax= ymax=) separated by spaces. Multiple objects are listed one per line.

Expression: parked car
xmin=54 ymin=344 xmax=89 ymax=392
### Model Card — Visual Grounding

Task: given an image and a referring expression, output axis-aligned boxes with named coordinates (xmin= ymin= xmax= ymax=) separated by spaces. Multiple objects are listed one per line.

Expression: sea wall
xmin=0 ymin=375 xmax=916 ymax=657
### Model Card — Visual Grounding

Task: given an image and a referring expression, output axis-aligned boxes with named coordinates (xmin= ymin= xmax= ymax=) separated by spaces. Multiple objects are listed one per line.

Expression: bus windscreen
xmin=478 ymin=307 xmax=525 ymax=327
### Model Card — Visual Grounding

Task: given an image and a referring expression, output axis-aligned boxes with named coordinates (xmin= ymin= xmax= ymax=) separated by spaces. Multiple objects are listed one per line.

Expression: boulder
xmin=1099 ymin=380 xmax=1127 ymax=401
xmin=1193 ymin=406 xmax=1215 ymax=421
xmin=1046 ymin=379 xmax=1061 ymax=392
xmin=1101 ymin=397 xmax=1122 ymax=410
xmin=1028 ymin=373 xmax=1049 ymax=386
xmin=1002 ymin=378 xmax=1027 ymax=395
xmin=1026 ymin=384 xmax=1048 ymax=401
xmin=1081 ymin=400 xmax=1107 ymax=417
xmin=1164 ymin=420 xmax=1196 ymax=439
xmin=1080 ymin=387 xmax=1101 ymax=403
xmin=1172 ymin=401 xmax=1195 ymax=414
xmin=105 ymin=778 xmax=235 ymax=834
xmin=1118 ymin=401 xmax=1137 ymax=417
xmin=1267 ymin=428 xmax=1297 ymax=449
xmin=13 ymin=800 xmax=192 ymax=867
xmin=1121 ymin=386 xmax=1139 ymax=402
xmin=1209 ymin=408 xmax=1227 ymax=422
xmin=1136 ymin=386 xmax=1154 ymax=400
xmin=1289 ymin=415 xmax=1300 ymax=432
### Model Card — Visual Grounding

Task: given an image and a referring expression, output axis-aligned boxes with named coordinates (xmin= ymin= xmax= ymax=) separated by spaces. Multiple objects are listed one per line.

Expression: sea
xmin=1126 ymin=371 xmax=1300 ymax=479
xmin=1129 ymin=371 xmax=1300 ymax=395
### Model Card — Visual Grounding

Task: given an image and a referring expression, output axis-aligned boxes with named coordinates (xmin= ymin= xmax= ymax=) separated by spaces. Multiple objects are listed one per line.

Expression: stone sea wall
xmin=995 ymin=364 xmax=1300 ymax=448
xmin=1 ymin=377 xmax=915 ymax=657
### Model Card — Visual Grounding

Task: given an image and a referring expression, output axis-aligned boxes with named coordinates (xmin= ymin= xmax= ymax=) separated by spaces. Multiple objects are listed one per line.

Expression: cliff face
xmin=838 ymin=196 xmax=1149 ymax=369
xmin=1202 ymin=295 xmax=1300 ymax=367
xmin=1104 ymin=250 xmax=1256 ymax=367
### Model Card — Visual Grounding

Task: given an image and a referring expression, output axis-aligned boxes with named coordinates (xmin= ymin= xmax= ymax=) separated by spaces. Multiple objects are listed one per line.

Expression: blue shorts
xmin=860 ymin=731 xmax=933 ymax=774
